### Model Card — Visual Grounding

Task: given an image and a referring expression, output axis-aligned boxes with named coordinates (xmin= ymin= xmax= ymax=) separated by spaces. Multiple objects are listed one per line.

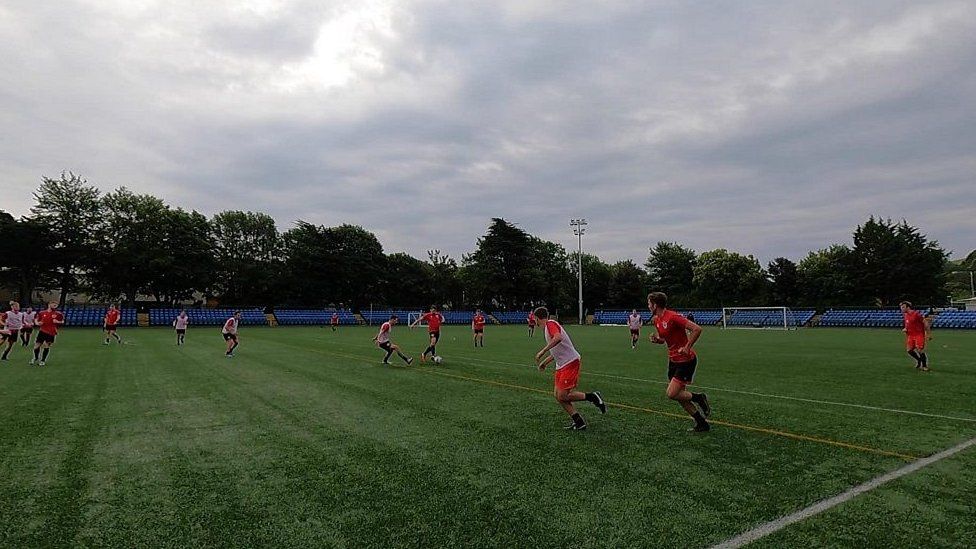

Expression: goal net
xmin=407 ymin=312 xmax=425 ymax=327
xmin=721 ymin=307 xmax=798 ymax=330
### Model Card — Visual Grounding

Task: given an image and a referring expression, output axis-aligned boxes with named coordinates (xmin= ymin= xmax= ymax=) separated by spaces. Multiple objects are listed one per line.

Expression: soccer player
xmin=1 ymin=302 xmax=24 ymax=361
xmin=628 ymin=309 xmax=642 ymax=349
xmin=472 ymin=309 xmax=486 ymax=347
xmin=20 ymin=307 xmax=35 ymax=346
xmin=372 ymin=315 xmax=413 ymax=365
xmin=410 ymin=306 xmax=444 ymax=363
xmin=900 ymin=301 xmax=932 ymax=371
xmin=647 ymin=292 xmax=712 ymax=432
xmin=31 ymin=302 xmax=64 ymax=366
xmin=527 ymin=310 xmax=536 ymax=337
xmin=173 ymin=310 xmax=189 ymax=346
xmin=103 ymin=304 xmax=122 ymax=345
xmin=533 ymin=307 xmax=606 ymax=430
xmin=222 ymin=311 xmax=241 ymax=357
xmin=331 ymin=312 xmax=339 ymax=332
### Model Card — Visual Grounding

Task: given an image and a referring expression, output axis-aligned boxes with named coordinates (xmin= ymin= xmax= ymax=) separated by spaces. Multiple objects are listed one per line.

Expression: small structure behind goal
xmin=721 ymin=307 xmax=801 ymax=330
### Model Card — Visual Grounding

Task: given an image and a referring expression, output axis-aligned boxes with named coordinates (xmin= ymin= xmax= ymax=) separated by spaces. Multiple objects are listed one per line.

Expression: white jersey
xmin=543 ymin=319 xmax=581 ymax=370
xmin=222 ymin=317 xmax=238 ymax=335
xmin=377 ymin=322 xmax=392 ymax=344
xmin=174 ymin=315 xmax=189 ymax=330
xmin=4 ymin=311 xmax=24 ymax=331
xmin=22 ymin=312 xmax=36 ymax=327
xmin=628 ymin=314 xmax=642 ymax=330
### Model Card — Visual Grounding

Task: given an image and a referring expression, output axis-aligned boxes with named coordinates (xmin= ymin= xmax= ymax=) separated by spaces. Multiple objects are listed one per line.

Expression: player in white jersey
xmin=372 ymin=315 xmax=413 ymax=365
xmin=533 ymin=307 xmax=606 ymax=430
xmin=173 ymin=310 xmax=189 ymax=346
xmin=628 ymin=309 xmax=643 ymax=349
xmin=20 ymin=308 xmax=36 ymax=346
xmin=1 ymin=302 xmax=24 ymax=360
xmin=222 ymin=311 xmax=241 ymax=357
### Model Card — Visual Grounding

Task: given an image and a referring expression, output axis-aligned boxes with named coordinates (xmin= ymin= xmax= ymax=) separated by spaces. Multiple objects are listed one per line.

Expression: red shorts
xmin=905 ymin=333 xmax=926 ymax=351
xmin=554 ymin=359 xmax=581 ymax=391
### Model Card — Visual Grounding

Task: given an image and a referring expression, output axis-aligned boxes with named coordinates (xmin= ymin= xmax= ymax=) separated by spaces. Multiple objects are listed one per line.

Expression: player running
xmin=410 ymin=306 xmax=444 ymax=363
xmin=103 ymin=304 xmax=122 ymax=345
xmin=527 ymin=310 xmax=536 ymax=337
xmin=472 ymin=309 xmax=486 ymax=347
xmin=647 ymin=292 xmax=711 ymax=432
xmin=372 ymin=315 xmax=413 ymax=365
xmin=533 ymin=307 xmax=606 ymax=430
xmin=20 ymin=307 xmax=35 ymax=347
xmin=331 ymin=312 xmax=339 ymax=332
xmin=31 ymin=302 xmax=64 ymax=366
xmin=173 ymin=310 xmax=189 ymax=346
xmin=1 ymin=302 xmax=24 ymax=361
xmin=222 ymin=311 xmax=241 ymax=357
xmin=628 ymin=309 xmax=642 ymax=349
xmin=900 ymin=301 xmax=932 ymax=371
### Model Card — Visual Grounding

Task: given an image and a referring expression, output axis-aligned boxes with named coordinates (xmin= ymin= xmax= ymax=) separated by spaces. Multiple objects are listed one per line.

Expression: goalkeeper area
xmin=1 ymin=326 xmax=974 ymax=547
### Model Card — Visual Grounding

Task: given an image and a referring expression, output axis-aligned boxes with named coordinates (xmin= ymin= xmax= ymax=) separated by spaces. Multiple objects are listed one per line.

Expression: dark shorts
xmin=630 ymin=329 xmax=640 ymax=336
xmin=20 ymin=327 xmax=33 ymax=333
xmin=428 ymin=331 xmax=440 ymax=341
xmin=2 ymin=332 xmax=18 ymax=342
xmin=474 ymin=328 xmax=484 ymax=334
xmin=379 ymin=341 xmax=393 ymax=352
xmin=667 ymin=356 xmax=698 ymax=385
xmin=223 ymin=333 xmax=237 ymax=342
xmin=36 ymin=332 xmax=56 ymax=344
xmin=105 ymin=324 xmax=118 ymax=331
xmin=176 ymin=329 xmax=186 ymax=335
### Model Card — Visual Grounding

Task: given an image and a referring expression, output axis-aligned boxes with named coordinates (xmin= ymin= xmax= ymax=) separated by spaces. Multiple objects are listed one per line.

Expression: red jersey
xmin=903 ymin=310 xmax=926 ymax=335
xmin=37 ymin=310 xmax=64 ymax=336
xmin=331 ymin=314 xmax=339 ymax=325
xmin=654 ymin=309 xmax=696 ymax=362
xmin=527 ymin=313 xmax=536 ymax=326
xmin=105 ymin=309 xmax=120 ymax=325
xmin=421 ymin=312 xmax=443 ymax=332
xmin=473 ymin=314 xmax=485 ymax=330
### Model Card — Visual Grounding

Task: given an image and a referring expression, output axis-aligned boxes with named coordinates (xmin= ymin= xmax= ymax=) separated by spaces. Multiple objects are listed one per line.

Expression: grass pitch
xmin=0 ymin=324 xmax=974 ymax=547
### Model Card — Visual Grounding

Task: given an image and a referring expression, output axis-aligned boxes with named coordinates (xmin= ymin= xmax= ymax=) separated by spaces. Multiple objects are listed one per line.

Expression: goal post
xmin=407 ymin=311 xmax=424 ymax=327
xmin=721 ymin=306 xmax=798 ymax=330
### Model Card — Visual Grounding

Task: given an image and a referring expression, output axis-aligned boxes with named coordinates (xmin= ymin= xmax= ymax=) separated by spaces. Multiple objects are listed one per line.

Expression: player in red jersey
xmin=373 ymin=315 xmax=412 ymax=365
xmin=527 ymin=311 xmax=536 ymax=337
xmin=31 ymin=302 xmax=64 ymax=366
xmin=900 ymin=301 xmax=932 ymax=371
xmin=471 ymin=309 xmax=486 ymax=347
xmin=103 ymin=304 xmax=122 ymax=345
xmin=533 ymin=307 xmax=606 ymax=430
xmin=331 ymin=312 xmax=340 ymax=332
xmin=410 ymin=306 xmax=444 ymax=363
xmin=647 ymin=292 xmax=711 ymax=432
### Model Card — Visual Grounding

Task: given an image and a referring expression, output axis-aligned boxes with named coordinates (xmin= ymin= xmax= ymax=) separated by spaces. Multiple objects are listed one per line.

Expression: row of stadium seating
xmin=60 ymin=307 xmax=139 ymax=327
xmin=594 ymin=309 xmax=727 ymax=326
xmin=725 ymin=310 xmax=816 ymax=327
xmin=148 ymin=308 xmax=267 ymax=326
xmin=818 ymin=309 xmax=928 ymax=328
xmin=274 ymin=310 xmax=358 ymax=326
xmin=493 ymin=311 xmax=530 ymax=324
xmin=931 ymin=310 xmax=976 ymax=329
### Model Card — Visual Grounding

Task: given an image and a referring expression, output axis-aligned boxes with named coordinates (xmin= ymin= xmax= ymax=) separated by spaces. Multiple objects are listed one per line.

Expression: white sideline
xmin=709 ymin=437 xmax=976 ymax=548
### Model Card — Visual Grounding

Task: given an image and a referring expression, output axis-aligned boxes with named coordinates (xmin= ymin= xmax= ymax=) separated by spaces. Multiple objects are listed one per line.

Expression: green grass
xmin=1 ymin=324 xmax=974 ymax=548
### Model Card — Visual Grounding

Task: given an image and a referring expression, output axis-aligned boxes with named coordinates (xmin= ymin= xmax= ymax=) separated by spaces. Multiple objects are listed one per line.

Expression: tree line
xmin=0 ymin=172 xmax=962 ymax=311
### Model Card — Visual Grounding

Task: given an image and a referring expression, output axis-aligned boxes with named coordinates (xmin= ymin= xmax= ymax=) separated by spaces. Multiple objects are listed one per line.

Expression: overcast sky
xmin=1 ymin=0 xmax=974 ymax=264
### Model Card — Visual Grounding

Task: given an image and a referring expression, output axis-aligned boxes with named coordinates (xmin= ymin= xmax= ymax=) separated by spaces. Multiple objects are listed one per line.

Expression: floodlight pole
xmin=570 ymin=219 xmax=587 ymax=325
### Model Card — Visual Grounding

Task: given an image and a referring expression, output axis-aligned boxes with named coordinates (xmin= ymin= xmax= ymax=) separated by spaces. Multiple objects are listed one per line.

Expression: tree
xmin=796 ymin=245 xmax=858 ymax=307
xmin=568 ymin=253 xmax=612 ymax=313
xmin=851 ymin=217 xmax=948 ymax=305
xmin=0 ymin=213 xmax=56 ymax=303
xmin=646 ymin=242 xmax=696 ymax=304
xmin=211 ymin=211 xmax=282 ymax=305
xmin=767 ymin=257 xmax=799 ymax=306
xmin=607 ymin=260 xmax=646 ymax=309
xmin=946 ymin=250 xmax=976 ymax=300
xmin=153 ymin=208 xmax=215 ymax=303
xmin=428 ymin=250 xmax=461 ymax=308
xmin=30 ymin=172 xmax=103 ymax=306
xmin=692 ymin=249 xmax=766 ymax=306
xmin=384 ymin=253 xmax=434 ymax=307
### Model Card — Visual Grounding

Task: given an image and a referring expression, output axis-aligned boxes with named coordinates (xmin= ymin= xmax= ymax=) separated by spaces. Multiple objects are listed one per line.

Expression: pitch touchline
xmin=710 ymin=436 xmax=976 ymax=548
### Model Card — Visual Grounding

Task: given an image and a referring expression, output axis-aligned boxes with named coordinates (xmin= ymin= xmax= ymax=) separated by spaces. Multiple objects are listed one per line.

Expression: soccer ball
xmin=433 ymin=356 xmax=443 ymax=365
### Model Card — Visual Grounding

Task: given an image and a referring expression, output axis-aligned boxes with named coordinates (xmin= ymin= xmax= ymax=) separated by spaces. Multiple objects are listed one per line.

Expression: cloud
xmin=1 ymin=0 xmax=973 ymax=266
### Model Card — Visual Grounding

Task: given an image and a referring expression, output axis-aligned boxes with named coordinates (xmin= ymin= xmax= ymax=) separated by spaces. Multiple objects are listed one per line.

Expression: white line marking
xmin=710 ymin=437 xmax=976 ymax=548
